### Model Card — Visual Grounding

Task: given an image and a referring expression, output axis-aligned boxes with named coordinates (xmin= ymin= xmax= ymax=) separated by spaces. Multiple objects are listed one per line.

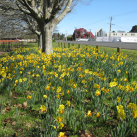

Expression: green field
xmin=0 ymin=42 xmax=137 ymax=137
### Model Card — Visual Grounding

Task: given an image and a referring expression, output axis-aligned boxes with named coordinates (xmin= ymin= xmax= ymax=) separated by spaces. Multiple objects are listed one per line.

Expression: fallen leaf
xmin=23 ymin=101 xmax=28 ymax=109
xmin=26 ymin=122 xmax=32 ymax=128
xmin=4 ymin=118 xmax=11 ymax=124
xmin=65 ymin=131 xmax=71 ymax=136
xmin=17 ymin=104 xmax=22 ymax=108
xmin=12 ymin=121 xmax=16 ymax=126
xmin=25 ymin=91 xmax=31 ymax=96
xmin=2 ymin=109 xmax=6 ymax=114
xmin=10 ymin=92 xmax=13 ymax=97
xmin=5 ymin=107 xmax=12 ymax=112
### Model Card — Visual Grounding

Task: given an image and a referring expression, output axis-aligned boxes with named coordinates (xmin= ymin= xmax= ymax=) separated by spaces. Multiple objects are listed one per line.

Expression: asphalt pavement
xmin=56 ymin=40 xmax=137 ymax=51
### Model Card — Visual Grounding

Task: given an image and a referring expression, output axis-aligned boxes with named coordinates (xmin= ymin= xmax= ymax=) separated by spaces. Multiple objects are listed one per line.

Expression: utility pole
xmin=58 ymin=32 xmax=60 ymax=40
xmin=108 ymin=16 xmax=115 ymax=37
xmin=90 ymin=29 xmax=91 ymax=41
xmin=66 ymin=31 xmax=67 ymax=41
xmin=75 ymin=27 xmax=77 ymax=41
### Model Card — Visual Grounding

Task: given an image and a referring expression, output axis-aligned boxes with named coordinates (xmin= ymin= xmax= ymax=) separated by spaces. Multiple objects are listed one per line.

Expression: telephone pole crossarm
xmin=107 ymin=16 xmax=115 ymax=36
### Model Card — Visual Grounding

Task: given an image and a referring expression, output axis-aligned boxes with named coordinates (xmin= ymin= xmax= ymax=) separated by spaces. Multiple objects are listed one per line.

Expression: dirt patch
xmin=0 ymin=48 xmax=17 ymax=56
xmin=0 ymin=51 xmax=6 ymax=56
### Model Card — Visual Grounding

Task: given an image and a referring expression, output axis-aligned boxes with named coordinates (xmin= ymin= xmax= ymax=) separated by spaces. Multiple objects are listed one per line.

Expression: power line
xmin=59 ymin=9 xmax=137 ymax=34
xmin=112 ymin=10 xmax=137 ymax=17
xmin=113 ymin=25 xmax=130 ymax=31
xmin=76 ymin=17 xmax=108 ymax=27
xmin=113 ymin=17 xmax=137 ymax=23
xmin=65 ymin=10 xmax=137 ymax=32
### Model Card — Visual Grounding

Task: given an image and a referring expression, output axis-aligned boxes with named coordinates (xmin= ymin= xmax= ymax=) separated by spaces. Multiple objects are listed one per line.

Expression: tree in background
xmin=72 ymin=28 xmax=94 ymax=40
xmin=52 ymin=26 xmax=59 ymax=41
xmin=67 ymin=36 xmax=73 ymax=41
xmin=60 ymin=33 xmax=65 ymax=40
xmin=52 ymin=33 xmax=65 ymax=40
xmin=0 ymin=6 xmax=41 ymax=45
xmin=0 ymin=0 xmax=93 ymax=54
xmin=130 ymin=25 xmax=137 ymax=33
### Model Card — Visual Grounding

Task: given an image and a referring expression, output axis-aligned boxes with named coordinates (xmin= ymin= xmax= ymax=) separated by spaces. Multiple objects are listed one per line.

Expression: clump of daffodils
xmin=116 ymin=105 xmax=125 ymax=120
xmin=127 ymin=103 xmax=137 ymax=118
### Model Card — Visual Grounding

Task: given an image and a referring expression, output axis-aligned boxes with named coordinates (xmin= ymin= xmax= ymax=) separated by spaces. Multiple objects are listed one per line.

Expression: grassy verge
xmin=56 ymin=42 xmax=137 ymax=63
xmin=0 ymin=42 xmax=137 ymax=137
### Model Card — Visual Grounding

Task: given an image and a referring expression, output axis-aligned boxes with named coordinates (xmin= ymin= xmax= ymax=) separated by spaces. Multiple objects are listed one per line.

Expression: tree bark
xmin=38 ymin=33 xmax=42 ymax=50
xmin=40 ymin=34 xmax=42 ymax=50
xmin=38 ymin=34 xmax=40 ymax=49
xmin=42 ymin=23 xmax=53 ymax=54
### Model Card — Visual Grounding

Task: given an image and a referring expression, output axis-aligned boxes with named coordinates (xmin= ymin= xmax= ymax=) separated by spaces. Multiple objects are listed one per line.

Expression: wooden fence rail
xmin=58 ymin=42 xmax=121 ymax=56
xmin=0 ymin=41 xmax=25 ymax=51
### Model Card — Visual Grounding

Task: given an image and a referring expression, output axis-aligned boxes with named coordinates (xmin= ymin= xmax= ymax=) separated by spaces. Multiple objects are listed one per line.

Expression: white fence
xmin=76 ymin=38 xmax=89 ymax=41
xmin=96 ymin=37 xmax=121 ymax=42
xmin=19 ymin=39 xmax=36 ymax=42
xmin=96 ymin=37 xmax=137 ymax=42
xmin=121 ymin=37 xmax=137 ymax=42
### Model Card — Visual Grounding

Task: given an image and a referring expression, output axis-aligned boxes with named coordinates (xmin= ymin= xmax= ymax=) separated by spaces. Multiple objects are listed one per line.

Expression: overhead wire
xmin=59 ymin=9 xmax=137 ymax=34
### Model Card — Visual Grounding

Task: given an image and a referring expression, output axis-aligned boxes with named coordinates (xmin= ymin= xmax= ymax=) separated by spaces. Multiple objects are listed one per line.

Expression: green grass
xmin=57 ymin=42 xmax=137 ymax=63
xmin=0 ymin=41 xmax=137 ymax=137
xmin=0 ymin=41 xmax=137 ymax=62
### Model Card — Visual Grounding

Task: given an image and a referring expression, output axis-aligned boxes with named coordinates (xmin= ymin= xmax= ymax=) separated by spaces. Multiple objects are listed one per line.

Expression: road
xmin=56 ymin=40 xmax=137 ymax=50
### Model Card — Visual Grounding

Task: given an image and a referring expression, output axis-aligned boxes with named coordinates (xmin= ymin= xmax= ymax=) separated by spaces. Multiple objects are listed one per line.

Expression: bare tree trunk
xmin=38 ymin=35 xmax=40 ymax=49
xmin=40 ymin=34 xmax=42 ymax=50
xmin=42 ymin=23 xmax=53 ymax=54
xmin=42 ymin=29 xmax=45 ymax=53
xmin=38 ymin=34 xmax=42 ymax=50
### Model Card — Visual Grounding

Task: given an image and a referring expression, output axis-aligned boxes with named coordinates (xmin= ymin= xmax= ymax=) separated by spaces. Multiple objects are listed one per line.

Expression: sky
xmin=57 ymin=0 xmax=137 ymax=36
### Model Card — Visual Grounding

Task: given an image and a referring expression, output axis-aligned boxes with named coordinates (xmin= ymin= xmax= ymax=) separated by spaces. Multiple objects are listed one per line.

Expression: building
xmin=0 ymin=31 xmax=25 ymax=40
xmin=105 ymin=32 xmax=137 ymax=37
xmin=95 ymin=28 xmax=104 ymax=37
xmin=95 ymin=28 xmax=137 ymax=42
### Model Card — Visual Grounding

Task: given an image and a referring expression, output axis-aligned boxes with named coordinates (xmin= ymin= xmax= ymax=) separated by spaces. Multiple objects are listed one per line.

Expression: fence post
xmin=117 ymin=47 xmax=121 ymax=56
xmin=68 ymin=43 xmax=70 ymax=48
xmin=5 ymin=42 xmax=7 ymax=51
xmin=86 ymin=45 xmax=88 ymax=51
xmin=13 ymin=42 xmax=15 ymax=48
xmin=2 ymin=42 xmax=5 ymax=51
xmin=64 ymin=43 xmax=65 ymax=48
xmin=78 ymin=44 xmax=80 ymax=49
xmin=96 ymin=45 xmax=99 ymax=52
xmin=10 ymin=42 xmax=12 ymax=49
xmin=8 ymin=42 xmax=10 ymax=50
xmin=15 ymin=42 xmax=16 ymax=48
xmin=23 ymin=41 xmax=24 ymax=46
xmin=0 ymin=43 xmax=1 ymax=51
xmin=14 ymin=42 xmax=16 ymax=48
